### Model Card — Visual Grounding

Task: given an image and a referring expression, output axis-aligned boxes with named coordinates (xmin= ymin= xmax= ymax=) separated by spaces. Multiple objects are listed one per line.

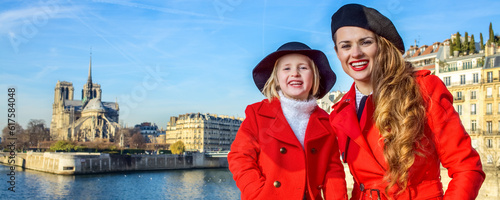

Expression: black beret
xmin=331 ymin=4 xmax=405 ymax=53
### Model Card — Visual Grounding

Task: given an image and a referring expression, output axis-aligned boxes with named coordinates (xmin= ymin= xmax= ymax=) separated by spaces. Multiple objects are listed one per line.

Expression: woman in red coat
xmin=228 ymin=42 xmax=348 ymax=200
xmin=329 ymin=4 xmax=485 ymax=200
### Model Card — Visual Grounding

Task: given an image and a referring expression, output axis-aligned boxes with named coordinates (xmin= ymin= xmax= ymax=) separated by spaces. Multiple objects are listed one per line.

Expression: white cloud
xmin=0 ymin=4 xmax=83 ymax=34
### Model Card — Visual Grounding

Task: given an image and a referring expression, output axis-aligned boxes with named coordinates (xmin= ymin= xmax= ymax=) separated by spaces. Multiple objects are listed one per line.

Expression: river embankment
xmin=0 ymin=152 xmax=228 ymax=175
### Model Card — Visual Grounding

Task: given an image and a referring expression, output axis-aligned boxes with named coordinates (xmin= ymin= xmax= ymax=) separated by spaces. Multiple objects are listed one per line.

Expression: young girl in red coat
xmin=228 ymin=42 xmax=348 ymax=200
xmin=329 ymin=4 xmax=485 ymax=200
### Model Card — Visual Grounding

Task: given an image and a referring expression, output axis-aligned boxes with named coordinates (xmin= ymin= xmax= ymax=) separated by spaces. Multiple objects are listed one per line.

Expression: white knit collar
xmin=278 ymin=91 xmax=317 ymax=148
xmin=278 ymin=91 xmax=317 ymax=116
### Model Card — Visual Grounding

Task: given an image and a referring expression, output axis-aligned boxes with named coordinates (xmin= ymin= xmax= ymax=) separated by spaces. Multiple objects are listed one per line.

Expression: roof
xmin=83 ymin=99 xmax=105 ymax=112
xmin=64 ymin=100 xmax=83 ymax=111
xmin=445 ymin=52 xmax=484 ymax=62
xmin=484 ymin=54 xmax=500 ymax=69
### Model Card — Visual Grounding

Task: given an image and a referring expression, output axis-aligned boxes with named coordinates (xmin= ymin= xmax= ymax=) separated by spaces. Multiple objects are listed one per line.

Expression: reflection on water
xmin=0 ymin=165 xmax=240 ymax=199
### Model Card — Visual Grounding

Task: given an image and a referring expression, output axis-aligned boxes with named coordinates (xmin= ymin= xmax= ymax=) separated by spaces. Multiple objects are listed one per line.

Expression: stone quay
xmin=0 ymin=152 xmax=228 ymax=175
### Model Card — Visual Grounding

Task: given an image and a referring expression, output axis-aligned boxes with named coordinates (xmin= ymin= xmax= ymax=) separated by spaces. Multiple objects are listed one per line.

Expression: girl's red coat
xmin=229 ymin=98 xmax=348 ymax=200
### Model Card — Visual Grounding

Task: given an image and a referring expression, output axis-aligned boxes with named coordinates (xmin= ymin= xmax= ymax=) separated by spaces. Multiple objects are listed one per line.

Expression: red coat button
xmin=280 ymin=147 xmax=287 ymax=154
xmin=274 ymin=181 xmax=281 ymax=188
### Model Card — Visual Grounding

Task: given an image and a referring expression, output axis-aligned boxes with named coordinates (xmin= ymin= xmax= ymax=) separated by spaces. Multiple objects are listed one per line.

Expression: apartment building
xmin=165 ymin=113 xmax=243 ymax=152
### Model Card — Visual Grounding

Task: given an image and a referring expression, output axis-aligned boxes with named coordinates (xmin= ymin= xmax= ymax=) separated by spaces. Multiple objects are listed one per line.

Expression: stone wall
xmin=1 ymin=152 xmax=228 ymax=175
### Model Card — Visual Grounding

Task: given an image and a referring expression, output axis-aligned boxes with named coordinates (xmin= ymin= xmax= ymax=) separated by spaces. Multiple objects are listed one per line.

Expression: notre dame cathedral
xmin=50 ymin=55 xmax=120 ymax=142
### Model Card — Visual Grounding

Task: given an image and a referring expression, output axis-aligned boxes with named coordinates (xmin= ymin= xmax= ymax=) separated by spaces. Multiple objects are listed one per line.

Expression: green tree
xmin=469 ymin=34 xmax=476 ymax=53
xmin=453 ymin=31 xmax=462 ymax=53
xmin=50 ymin=140 xmax=77 ymax=152
xmin=462 ymin=32 xmax=469 ymax=52
xmin=489 ymin=22 xmax=494 ymax=44
xmin=171 ymin=140 xmax=185 ymax=155
xmin=480 ymin=33 xmax=484 ymax=50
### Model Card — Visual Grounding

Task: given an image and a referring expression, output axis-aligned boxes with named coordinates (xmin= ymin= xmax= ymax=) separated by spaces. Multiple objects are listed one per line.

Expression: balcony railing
xmin=439 ymin=64 xmax=482 ymax=73
xmin=453 ymin=97 xmax=465 ymax=103
xmin=486 ymin=112 xmax=493 ymax=115
xmin=445 ymin=80 xmax=481 ymax=87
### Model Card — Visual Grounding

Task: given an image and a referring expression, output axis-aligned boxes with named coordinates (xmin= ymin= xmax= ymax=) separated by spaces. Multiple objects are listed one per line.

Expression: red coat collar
xmin=257 ymin=98 xmax=332 ymax=147
xmin=331 ymin=83 xmax=383 ymax=168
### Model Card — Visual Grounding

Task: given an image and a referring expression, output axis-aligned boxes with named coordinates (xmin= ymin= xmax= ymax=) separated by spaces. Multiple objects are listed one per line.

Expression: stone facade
xmin=166 ymin=113 xmax=243 ymax=152
xmin=317 ymin=91 xmax=346 ymax=113
xmin=50 ymin=56 xmax=120 ymax=142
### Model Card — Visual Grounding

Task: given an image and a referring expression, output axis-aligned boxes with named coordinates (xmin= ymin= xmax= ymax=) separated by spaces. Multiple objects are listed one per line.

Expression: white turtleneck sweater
xmin=279 ymin=91 xmax=317 ymax=148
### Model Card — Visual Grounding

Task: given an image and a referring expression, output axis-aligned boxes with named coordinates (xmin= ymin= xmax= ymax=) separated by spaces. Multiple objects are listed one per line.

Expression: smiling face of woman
xmin=334 ymin=26 xmax=378 ymax=94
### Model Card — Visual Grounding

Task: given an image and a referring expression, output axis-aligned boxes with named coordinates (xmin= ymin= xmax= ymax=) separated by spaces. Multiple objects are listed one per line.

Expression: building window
xmin=460 ymin=74 xmax=466 ymax=85
xmin=487 ymin=87 xmax=493 ymax=98
xmin=471 ymin=120 xmax=477 ymax=131
xmin=444 ymin=76 xmax=451 ymax=86
xmin=471 ymin=90 xmax=476 ymax=99
xmin=456 ymin=105 xmax=462 ymax=115
xmin=491 ymin=58 xmax=496 ymax=68
xmin=487 ymin=103 xmax=493 ymax=115
xmin=487 ymin=121 xmax=493 ymax=134
xmin=487 ymin=139 xmax=493 ymax=148
xmin=498 ymin=121 xmax=500 ymax=133
xmin=471 ymin=104 xmax=476 ymax=115
xmin=473 ymin=73 xmax=479 ymax=83
xmin=456 ymin=91 xmax=462 ymax=100
xmin=487 ymin=154 xmax=493 ymax=164
xmin=487 ymin=71 xmax=493 ymax=83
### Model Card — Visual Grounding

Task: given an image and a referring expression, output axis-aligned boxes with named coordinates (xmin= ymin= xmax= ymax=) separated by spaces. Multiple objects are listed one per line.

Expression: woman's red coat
xmin=329 ymin=70 xmax=485 ymax=199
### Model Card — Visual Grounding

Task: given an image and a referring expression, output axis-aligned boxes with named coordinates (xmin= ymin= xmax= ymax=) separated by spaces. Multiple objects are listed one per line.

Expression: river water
xmin=0 ymin=164 xmax=241 ymax=199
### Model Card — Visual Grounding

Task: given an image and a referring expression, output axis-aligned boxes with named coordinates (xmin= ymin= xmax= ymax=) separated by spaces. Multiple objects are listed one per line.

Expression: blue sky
xmin=1 ymin=0 xmax=499 ymax=130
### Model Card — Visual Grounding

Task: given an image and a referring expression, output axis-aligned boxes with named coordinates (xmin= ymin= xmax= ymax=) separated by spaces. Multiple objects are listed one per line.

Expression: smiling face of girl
xmin=334 ymin=26 xmax=379 ymax=94
xmin=276 ymin=53 xmax=314 ymax=101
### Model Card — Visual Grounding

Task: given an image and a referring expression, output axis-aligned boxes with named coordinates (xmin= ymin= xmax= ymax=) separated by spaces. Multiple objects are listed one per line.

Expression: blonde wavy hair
xmin=371 ymin=35 xmax=427 ymax=195
xmin=261 ymin=54 xmax=321 ymax=101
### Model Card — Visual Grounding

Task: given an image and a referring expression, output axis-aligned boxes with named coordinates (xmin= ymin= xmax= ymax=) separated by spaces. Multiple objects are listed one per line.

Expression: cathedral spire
xmin=87 ymin=47 xmax=92 ymax=85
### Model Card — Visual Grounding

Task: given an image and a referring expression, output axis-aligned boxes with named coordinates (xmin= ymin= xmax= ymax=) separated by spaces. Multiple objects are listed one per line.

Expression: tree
xmin=171 ymin=140 xmax=185 ymax=155
xmin=49 ymin=140 xmax=77 ymax=152
xmin=462 ymin=32 xmax=469 ymax=52
xmin=25 ymin=119 xmax=50 ymax=148
xmin=489 ymin=22 xmax=494 ymax=44
xmin=114 ymin=127 xmax=139 ymax=147
xmin=469 ymin=34 xmax=476 ymax=53
xmin=1 ymin=123 xmax=24 ymax=148
xmin=480 ymin=33 xmax=484 ymax=50
xmin=128 ymin=133 xmax=145 ymax=149
xmin=453 ymin=31 xmax=462 ymax=53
